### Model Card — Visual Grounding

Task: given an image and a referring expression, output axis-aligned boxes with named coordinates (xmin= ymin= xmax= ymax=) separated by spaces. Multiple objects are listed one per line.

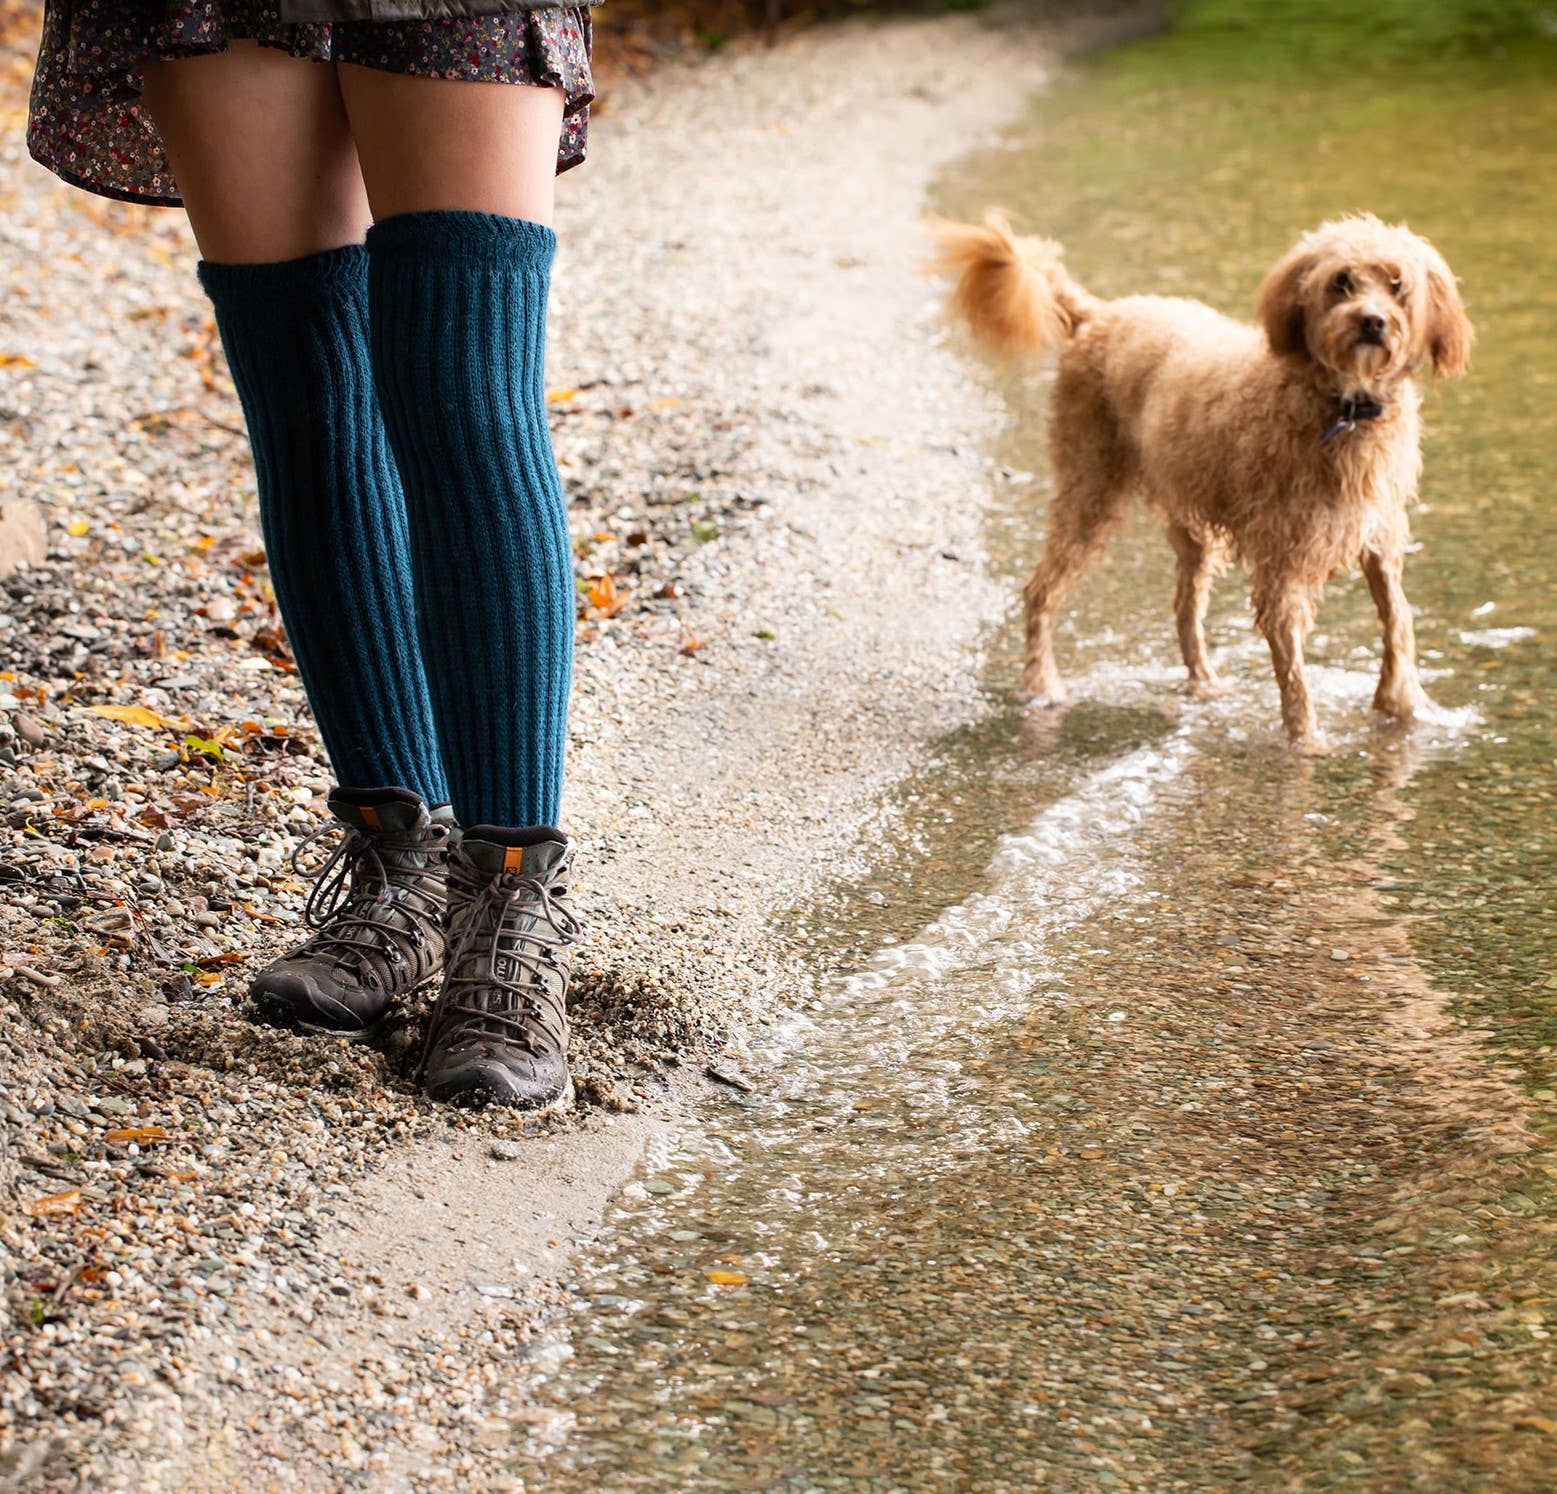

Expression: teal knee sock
xmin=366 ymin=212 xmax=573 ymax=829
xmin=198 ymin=247 xmax=448 ymax=805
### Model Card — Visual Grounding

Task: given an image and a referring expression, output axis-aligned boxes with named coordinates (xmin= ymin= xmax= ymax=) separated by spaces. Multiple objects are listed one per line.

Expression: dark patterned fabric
xmin=26 ymin=0 xmax=594 ymax=207
xmin=277 ymin=0 xmax=600 ymax=20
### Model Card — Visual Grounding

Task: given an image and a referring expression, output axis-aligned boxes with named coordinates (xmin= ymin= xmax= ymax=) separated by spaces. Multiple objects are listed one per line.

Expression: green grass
xmin=1155 ymin=0 xmax=1557 ymax=73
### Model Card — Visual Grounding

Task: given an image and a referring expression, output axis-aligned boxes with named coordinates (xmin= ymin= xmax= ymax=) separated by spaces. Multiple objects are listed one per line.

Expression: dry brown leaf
xmin=585 ymin=574 xmax=631 ymax=619
xmin=103 ymin=1127 xmax=170 ymax=1147
xmin=25 ymin=1190 xmax=82 ymax=1217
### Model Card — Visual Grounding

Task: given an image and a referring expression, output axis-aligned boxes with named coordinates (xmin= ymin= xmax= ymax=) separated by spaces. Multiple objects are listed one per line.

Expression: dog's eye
xmin=1390 ymin=277 xmax=1406 ymax=299
xmin=1332 ymin=271 xmax=1355 ymax=295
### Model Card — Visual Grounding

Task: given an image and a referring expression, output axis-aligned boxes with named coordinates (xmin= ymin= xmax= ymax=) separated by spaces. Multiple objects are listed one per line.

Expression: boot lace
xmin=427 ymin=866 xmax=580 ymax=1059
xmin=291 ymin=819 xmax=446 ymax=973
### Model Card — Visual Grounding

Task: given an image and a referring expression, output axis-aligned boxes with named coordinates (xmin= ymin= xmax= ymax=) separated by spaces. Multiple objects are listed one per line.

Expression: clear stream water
xmin=507 ymin=18 xmax=1556 ymax=1491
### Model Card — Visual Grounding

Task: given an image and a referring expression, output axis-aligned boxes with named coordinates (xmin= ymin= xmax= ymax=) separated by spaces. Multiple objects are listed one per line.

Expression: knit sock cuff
xmin=365 ymin=210 xmax=557 ymax=271
xmin=196 ymin=243 xmax=368 ymax=305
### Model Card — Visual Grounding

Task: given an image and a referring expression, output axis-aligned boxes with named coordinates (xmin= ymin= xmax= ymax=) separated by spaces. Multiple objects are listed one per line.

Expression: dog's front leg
xmin=1361 ymin=546 xmax=1430 ymax=722
xmin=1253 ymin=582 xmax=1325 ymax=751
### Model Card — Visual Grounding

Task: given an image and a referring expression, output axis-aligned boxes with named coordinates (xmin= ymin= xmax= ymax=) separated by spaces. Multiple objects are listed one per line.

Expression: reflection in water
xmin=510 ymin=21 xmax=1557 ymax=1490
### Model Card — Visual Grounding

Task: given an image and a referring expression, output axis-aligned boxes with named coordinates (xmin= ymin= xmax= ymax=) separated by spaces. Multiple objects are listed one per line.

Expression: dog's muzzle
xmin=1356 ymin=313 xmax=1387 ymax=347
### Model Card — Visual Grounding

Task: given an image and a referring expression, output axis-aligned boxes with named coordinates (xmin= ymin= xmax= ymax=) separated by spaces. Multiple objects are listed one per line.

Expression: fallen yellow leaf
xmin=546 ymin=387 xmax=583 ymax=403
xmin=25 ymin=1190 xmax=82 ymax=1217
xmin=86 ymin=704 xmax=184 ymax=730
xmin=65 ymin=518 xmax=89 ymax=537
xmin=705 ymin=1270 xmax=748 ymax=1286
xmin=0 ymin=353 xmax=36 ymax=369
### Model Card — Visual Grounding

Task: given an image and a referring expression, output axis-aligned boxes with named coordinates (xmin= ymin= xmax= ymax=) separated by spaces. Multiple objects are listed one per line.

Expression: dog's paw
xmin=1181 ymin=676 xmax=1234 ymax=701
xmin=1017 ymin=687 xmax=1068 ymax=710
xmin=1289 ymin=733 xmax=1331 ymax=757
xmin=1372 ymin=685 xmax=1431 ymax=723
xmin=1018 ymin=667 xmax=1067 ymax=708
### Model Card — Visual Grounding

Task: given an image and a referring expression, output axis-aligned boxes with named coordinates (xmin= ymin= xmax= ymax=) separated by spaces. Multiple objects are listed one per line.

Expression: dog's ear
xmin=1423 ymin=252 xmax=1473 ymax=378
xmin=1257 ymin=246 xmax=1316 ymax=360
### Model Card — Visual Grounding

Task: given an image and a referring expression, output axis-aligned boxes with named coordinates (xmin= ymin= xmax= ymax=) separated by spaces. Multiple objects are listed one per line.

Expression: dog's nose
xmin=1359 ymin=312 xmax=1386 ymax=342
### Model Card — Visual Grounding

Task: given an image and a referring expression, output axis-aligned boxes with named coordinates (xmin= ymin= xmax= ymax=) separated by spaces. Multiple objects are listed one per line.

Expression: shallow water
xmin=508 ymin=26 xmax=1557 ymax=1491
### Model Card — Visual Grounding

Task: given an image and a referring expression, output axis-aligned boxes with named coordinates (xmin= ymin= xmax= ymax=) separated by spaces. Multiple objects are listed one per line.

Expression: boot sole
xmin=432 ymin=1074 xmax=576 ymax=1114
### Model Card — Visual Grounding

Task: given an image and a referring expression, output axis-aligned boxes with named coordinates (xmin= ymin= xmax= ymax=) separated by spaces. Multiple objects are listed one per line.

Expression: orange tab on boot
xmin=502 ymin=844 xmax=525 ymax=873
xmin=359 ymin=804 xmax=382 ymax=830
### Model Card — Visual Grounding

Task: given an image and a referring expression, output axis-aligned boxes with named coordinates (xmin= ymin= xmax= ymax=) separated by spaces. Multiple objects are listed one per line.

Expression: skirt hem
xmin=27 ymin=0 xmax=593 ymax=208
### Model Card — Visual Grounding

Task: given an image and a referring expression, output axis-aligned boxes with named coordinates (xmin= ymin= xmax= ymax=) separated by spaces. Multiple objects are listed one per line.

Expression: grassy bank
xmin=1158 ymin=0 xmax=1557 ymax=71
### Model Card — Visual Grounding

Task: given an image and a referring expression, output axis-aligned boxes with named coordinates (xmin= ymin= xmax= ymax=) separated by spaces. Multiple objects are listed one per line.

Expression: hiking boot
xmin=249 ymin=786 xmax=453 ymax=1038
xmin=418 ymin=826 xmax=579 ymax=1109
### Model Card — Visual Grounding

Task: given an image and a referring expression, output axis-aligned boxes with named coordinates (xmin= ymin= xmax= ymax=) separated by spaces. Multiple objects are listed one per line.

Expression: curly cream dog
xmin=930 ymin=210 xmax=1472 ymax=750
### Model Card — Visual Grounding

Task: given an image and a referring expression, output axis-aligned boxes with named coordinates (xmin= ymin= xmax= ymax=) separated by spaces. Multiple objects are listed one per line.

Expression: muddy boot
xmin=249 ymin=786 xmax=453 ymax=1038
xmin=418 ymin=827 xmax=579 ymax=1110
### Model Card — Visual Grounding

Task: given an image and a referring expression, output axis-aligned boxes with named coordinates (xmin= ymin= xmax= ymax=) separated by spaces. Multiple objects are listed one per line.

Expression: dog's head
xmin=1257 ymin=215 xmax=1472 ymax=384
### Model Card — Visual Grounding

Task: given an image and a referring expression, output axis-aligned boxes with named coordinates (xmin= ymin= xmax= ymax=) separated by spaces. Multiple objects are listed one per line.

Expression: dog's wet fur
xmin=930 ymin=210 xmax=1472 ymax=750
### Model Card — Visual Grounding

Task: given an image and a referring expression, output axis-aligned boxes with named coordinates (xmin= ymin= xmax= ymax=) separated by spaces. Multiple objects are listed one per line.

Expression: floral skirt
xmin=26 ymin=0 xmax=594 ymax=208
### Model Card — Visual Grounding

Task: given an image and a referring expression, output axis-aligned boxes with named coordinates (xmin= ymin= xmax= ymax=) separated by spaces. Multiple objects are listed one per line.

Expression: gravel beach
xmin=0 ymin=5 xmax=1089 ymax=1484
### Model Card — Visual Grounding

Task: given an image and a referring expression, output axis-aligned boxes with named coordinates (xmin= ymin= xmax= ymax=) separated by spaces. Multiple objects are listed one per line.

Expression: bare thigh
xmin=139 ymin=42 xmax=370 ymax=263
xmin=335 ymin=66 xmax=565 ymax=223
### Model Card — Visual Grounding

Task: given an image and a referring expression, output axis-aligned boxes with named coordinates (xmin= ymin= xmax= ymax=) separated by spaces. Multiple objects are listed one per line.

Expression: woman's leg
xmin=337 ymin=69 xmax=579 ymax=1107
xmin=339 ymin=68 xmax=572 ymax=831
xmin=139 ymin=41 xmax=371 ymax=262
xmin=336 ymin=66 xmax=564 ymax=224
xmin=139 ymin=46 xmax=454 ymax=1036
xmin=139 ymin=44 xmax=447 ymax=803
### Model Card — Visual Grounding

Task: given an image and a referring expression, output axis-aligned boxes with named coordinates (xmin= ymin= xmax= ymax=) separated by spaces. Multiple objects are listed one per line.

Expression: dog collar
xmin=1320 ymin=393 xmax=1385 ymax=443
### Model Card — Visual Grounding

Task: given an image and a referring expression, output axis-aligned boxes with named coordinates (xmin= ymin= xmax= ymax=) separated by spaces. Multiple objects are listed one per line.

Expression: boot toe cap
xmin=422 ymin=1049 xmax=571 ymax=1111
xmin=249 ymin=963 xmax=384 ymax=1037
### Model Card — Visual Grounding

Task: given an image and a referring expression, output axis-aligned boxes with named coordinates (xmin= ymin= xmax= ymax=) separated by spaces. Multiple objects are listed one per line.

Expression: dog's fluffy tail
xmin=927 ymin=208 xmax=1094 ymax=359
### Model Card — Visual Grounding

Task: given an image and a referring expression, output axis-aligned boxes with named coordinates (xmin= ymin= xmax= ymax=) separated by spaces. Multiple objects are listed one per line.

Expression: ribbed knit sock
xmin=198 ymin=247 xmax=449 ymax=805
xmin=366 ymin=212 xmax=574 ymax=829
